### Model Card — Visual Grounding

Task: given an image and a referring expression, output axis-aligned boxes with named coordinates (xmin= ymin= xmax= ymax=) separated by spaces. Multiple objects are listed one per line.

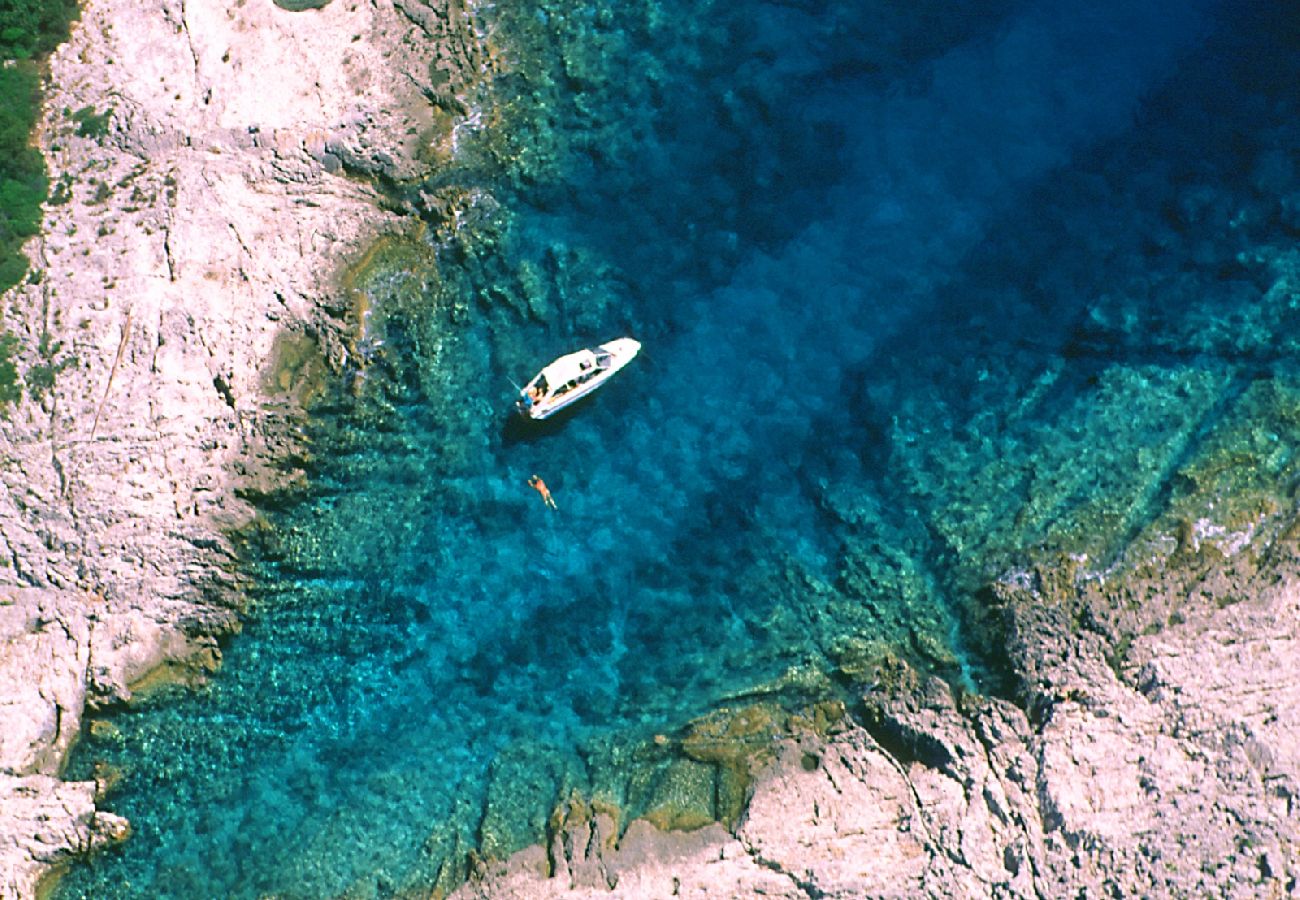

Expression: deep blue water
xmin=59 ymin=0 xmax=1300 ymax=896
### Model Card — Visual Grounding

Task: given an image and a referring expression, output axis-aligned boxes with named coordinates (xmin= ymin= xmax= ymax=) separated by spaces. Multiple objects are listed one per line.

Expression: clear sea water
xmin=60 ymin=0 xmax=1300 ymax=896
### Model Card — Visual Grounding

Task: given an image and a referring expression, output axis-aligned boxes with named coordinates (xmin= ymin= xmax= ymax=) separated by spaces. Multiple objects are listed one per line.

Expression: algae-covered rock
xmin=827 ymin=635 xmax=917 ymax=691
xmin=262 ymin=329 xmax=329 ymax=407
xmin=681 ymin=703 xmax=784 ymax=768
xmin=639 ymin=758 xmax=717 ymax=833
xmin=679 ymin=702 xmax=786 ymax=826
xmin=480 ymin=741 xmax=582 ymax=862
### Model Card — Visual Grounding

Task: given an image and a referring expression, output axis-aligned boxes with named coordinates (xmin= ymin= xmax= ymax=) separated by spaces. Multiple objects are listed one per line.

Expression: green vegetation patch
xmin=0 ymin=0 xmax=80 ymax=295
xmin=0 ymin=0 xmax=78 ymax=61
xmin=0 ymin=61 xmax=46 ymax=294
xmin=0 ymin=331 xmax=20 ymax=409
xmin=24 ymin=329 xmax=75 ymax=402
xmin=70 ymin=104 xmax=111 ymax=140
xmin=0 ymin=0 xmax=83 ymax=415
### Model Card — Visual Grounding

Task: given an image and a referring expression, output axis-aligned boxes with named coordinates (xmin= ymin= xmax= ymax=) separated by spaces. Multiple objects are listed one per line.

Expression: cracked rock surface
xmin=455 ymin=571 xmax=1300 ymax=899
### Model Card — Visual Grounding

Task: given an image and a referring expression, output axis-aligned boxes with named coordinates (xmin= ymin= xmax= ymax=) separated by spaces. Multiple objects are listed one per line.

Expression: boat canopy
xmin=536 ymin=349 xmax=603 ymax=390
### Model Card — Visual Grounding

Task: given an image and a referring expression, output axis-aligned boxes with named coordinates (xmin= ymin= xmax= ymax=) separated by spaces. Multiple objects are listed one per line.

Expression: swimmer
xmin=528 ymin=474 xmax=558 ymax=510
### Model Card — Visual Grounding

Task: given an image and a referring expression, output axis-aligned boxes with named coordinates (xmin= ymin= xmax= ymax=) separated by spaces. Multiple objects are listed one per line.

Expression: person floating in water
xmin=528 ymin=474 xmax=558 ymax=510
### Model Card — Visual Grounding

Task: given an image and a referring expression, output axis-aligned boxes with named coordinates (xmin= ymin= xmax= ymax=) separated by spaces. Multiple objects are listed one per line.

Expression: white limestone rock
xmin=0 ymin=774 xmax=128 ymax=899
xmin=0 ymin=590 xmax=90 ymax=778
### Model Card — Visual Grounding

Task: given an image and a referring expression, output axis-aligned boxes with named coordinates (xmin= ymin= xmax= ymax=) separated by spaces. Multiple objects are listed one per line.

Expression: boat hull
xmin=516 ymin=338 xmax=640 ymax=420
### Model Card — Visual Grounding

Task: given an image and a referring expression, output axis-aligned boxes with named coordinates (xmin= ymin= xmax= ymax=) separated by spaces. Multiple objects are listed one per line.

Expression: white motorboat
xmin=516 ymin=337 xmax=641 ymax=420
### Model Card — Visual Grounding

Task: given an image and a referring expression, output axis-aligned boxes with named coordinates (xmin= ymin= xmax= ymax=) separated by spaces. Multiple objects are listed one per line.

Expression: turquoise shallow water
xmin=59 ymin=0 xmax=1300 ymax=896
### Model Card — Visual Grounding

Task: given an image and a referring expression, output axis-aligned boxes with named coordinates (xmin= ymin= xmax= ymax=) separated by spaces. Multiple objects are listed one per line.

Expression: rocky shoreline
xmin=454 ymin=534 xmax=1300 ymax=898
xmin=2 ymin=0 xmax=1298 ymax=898
xmin=0 ymin=0 xmax=477 ymax=894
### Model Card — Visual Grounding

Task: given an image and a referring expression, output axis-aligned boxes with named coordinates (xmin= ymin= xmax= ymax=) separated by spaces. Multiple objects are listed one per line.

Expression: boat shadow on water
xmin=500 ymin=386 xmax=613 ymax=445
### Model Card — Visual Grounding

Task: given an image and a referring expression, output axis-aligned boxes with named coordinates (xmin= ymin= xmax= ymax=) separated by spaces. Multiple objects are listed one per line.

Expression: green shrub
xmin=47 ymin=172 xmax=72 ymax=205
xmin=0 ymin=332 xmax=19 ymax=411
xmin=71 ymin=104 xmax=111 ymax=139
xmin=25 ymin=329 xmax=74 ymax=402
